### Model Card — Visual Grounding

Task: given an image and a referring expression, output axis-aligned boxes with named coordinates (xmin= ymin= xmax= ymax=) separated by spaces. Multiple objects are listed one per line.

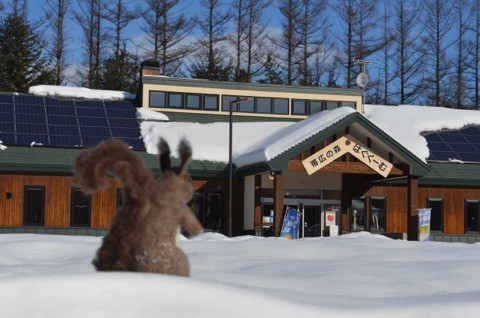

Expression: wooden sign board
xmin=302 ymin=135 xmax=393 ymax=178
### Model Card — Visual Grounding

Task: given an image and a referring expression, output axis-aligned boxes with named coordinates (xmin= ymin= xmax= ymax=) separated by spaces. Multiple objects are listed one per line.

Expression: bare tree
xmin=231 ymin=0 xmax=271 ymax=82
xmin=391 ymin=0 xmax=425 ymax=105
xmin=469 ymin=0 xmax=480 ymax=109
xmin=103 ymin=0 xmax=138 ymax=59
xmin=189 ymin=0 xmax=232 ymax=80
xmin=43 ymin=0 xmax=70 ymax=85
xmin=450 ymin=0 xmax=472 ymax=109
xmin=421 ymin=0 xmax=455 ymax=106
xmin=140 ymin=0 xmax=194 ymax=76
xmin=74 ymin=0 xmax=105 ymax=88
xmin=273 ymin=0 xmax=302 ymax=85
xmin=296 ymin=0 xmax=329 ymax=86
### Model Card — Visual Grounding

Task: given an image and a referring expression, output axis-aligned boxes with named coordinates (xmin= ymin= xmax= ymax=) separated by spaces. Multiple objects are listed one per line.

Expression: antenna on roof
xmin=353 ymin=57 xmax=373 ymax=114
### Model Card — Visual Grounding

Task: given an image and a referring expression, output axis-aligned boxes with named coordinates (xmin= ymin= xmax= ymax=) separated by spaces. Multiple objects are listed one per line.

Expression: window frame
xmin=167 ymin=92 xmax=184 ymax=108
xmin=70 ymin=187 xmax=92 ymax=227
xmin=203 ymin=94 xmax=219 ymax=111
xmin=23 ymin=186 xmax=46 ymax=226
xmin=292 ymin=99 xmax=308 ymax=115
xmin=256 ymin=97 xmax=273 ymax=114
xmin=273 ymin=98 xmax=289 ymax=114
xmin=427 ymin=198 xmax=444 ymax=232
xmin=186 ymin=93 xmax=202 ymax=110
xmin=464 ymin=199 xmax=480 ymax=233
xmin=149 ymin=91 xmax=167 ymax=108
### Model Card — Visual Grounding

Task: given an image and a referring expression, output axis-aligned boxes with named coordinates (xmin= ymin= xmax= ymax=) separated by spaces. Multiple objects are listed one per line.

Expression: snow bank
xmin=29 ymin=85 xmax=135 ymax=100
xmin=0 ymin=233 xmax=479 ymax=318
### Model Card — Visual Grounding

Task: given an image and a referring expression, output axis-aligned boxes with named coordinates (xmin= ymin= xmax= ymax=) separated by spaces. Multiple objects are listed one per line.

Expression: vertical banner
xmin=280 ymin=207 xmax=302 ymax=240
xmin=418 ymin=208 xmax=432 ymax=241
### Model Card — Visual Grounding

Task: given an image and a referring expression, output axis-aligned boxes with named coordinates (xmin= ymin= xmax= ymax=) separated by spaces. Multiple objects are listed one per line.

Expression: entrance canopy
xmin=236 ymin=108 xmax=430 ymax=178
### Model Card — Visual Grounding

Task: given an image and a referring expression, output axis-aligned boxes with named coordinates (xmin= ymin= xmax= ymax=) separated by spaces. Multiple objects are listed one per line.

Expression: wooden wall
xmin=0 ymin=172 xmax=119 ymax=228
xmin=365 ymin=183 xmax=480 ymax=235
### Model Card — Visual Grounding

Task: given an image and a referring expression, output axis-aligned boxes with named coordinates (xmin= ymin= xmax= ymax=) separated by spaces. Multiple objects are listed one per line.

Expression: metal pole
xmin=228 ymin=97 xmax=249 ymax=237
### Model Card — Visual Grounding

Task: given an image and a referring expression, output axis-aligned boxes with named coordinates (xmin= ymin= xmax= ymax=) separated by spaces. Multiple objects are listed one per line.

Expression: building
xmin=1 ymin=61 xmax=480 ymax=243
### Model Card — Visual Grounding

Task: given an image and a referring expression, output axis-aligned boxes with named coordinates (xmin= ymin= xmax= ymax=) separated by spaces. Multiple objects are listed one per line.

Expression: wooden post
xmin=407 ymin=175 xmax=419 ymax=241
xmin=273 ymin=171 xmax=284 ymax=237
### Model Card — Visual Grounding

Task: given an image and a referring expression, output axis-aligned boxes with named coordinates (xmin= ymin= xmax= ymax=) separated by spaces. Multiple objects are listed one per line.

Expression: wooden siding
xmin=0 ymin=173 xmax=120 ymax=228
xmin=366 ymin=184 xmax=408 ymax=234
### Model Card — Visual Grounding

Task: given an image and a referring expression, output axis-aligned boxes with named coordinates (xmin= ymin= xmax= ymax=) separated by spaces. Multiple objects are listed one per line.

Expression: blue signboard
xmin=418 ymin=208 xmax=432 ymax=241
xmin=280 ymin=207 xmax=302 ymax=240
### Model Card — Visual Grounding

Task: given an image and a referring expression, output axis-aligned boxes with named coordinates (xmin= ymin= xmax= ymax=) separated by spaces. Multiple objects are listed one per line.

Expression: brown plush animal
xmin=73 ymin=138 xmax=203 ymax=277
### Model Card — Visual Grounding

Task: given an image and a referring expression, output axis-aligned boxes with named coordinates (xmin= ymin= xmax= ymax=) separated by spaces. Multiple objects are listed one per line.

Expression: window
xmin=326 ymin=101 xmax=339 ymax=110
xmin=23 ymin=186 xmax=45 ymax=226
xmin=273 ymin=98 xmax=288 ymax=114
xmin=292 ymin=99 xmax=307 ymax=115
xmin=310 ymin=100 xmax=324 ymax=114
xmin=427 ymin=198 xmax=444 ymax=232
xmin=222 ymin=95 xmax=237 ymax=111
xmin=256 ymin=97 xmax=272 ymax=113
xmin=204 ymin=95 xmax=219 ymax=110
xmin=71 ymin=188 xmax=91 ymax=227
xmin=168 ymin=92 xmax=183 ymax=108
xmin=350 ymin=197 xmax=365 ymax=232
xmin=186 ymin=94 xmax=201 ymax=109
xmin=341 ymin=101 xmax=356 ymax=109
xmin=149 ymin=91 xmax=166 ymax=108
xmin=370 ymin=197 xmax=386 ymax=232
xmin=117 ymin=189 xmax=123 ymax=208
xmin=465 ymin=200 xmax=480 ymax=232
xmin=238 ymin=97 xmax=254 ymax=112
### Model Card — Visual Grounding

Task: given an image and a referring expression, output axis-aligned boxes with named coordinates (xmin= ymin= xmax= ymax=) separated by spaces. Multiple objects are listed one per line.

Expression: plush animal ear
xmin=178 ymin=139 xmax=192 ymax=173
xmin=158 ymin=138 xmax=171 ymax=172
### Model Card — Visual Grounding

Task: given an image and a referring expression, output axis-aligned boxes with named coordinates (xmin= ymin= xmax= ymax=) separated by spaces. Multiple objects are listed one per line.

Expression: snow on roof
xmin=29 ymin=85 xmax=135 ymax=100
xmin=139 ymin=104 xmax=480 ymax=166
xmin=136 ymin=108 xmax=169 ymax=121
xmin=364 ymin=105 xmax=480 ymax=162
xmin=235 ymin=107 xmax=356 ymax=167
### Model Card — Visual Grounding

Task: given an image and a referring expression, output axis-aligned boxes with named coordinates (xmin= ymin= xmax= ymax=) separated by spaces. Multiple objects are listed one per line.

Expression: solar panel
xmin=16 ymin=134 xmax=49 ymax=145
xmin=47 ymin=115 xmax=78 ymax=126
xmin=80 ymin=126 xmax=111 ymax=137
xmin=0 ymin=104 xmax=14 ymax=112
xmin=457 ymin=153 xmax=480 ymax=162
xmin=109 ymin=118 xmax=138 ymax=128
xmin=427 ymin=142 xmax=451 ymax=152
xmin=0 ymin=94 xmax=13 ymax=103
xmin=1 ymin=94 xmax=142 ymax=149
xmin=439 ymin=134 xmax=468 ymax=143
xmin=46 ymin=105 xmax=76 ymax=116
xmin=76 ymin=107 xmax=106 ymax=117
xmin=75 ymin=100 xmax=104 ymax=108
xmin=48 ymin=125 xmax=79 ymax=136
xmin=104 ymin=100 xmax=133 ymax=110
xmin=0 ymin=132 xmax=15 ymax=143
xmin=460 ymin=126 xmax=480 ymax=135
xmin=14 ymin=95 xmax=44 ymax=105
xmin=49 ymin=135 xmax=82 ymax=146
xmin=0 ymin=122 xmax=14 ymax=132
xmin=16 ymin=114 xmax=45 ymax=124
xmin=429 ymin=151 xmax=457 ymax=161
xmin=78 ymin=117 xmax=109 ymax=127
xmin=17 ymin=124 xmax=48 ymax=134
xmin=0 ymin=113 xmax=14 ymax=123
xmin=44 ymin=97 xmax=75 ymax=106
xmin=425 ymin=133 xmax=442 ymax=142
xmin=449 ymin=143 xmax=477 ymax=153
xmin=106 ymin=108 xmax=135 ymax=118
xmin=111 ymin=127 xmax=141 ymax=138
xmin=15 ymin=104 xmax=45 ymax=115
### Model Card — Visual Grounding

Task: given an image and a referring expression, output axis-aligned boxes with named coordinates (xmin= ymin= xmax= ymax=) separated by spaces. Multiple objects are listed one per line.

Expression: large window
xmin=71 ymin=188 xmax=91 ymax=227
xmin=23 ymin=186 xmax=45 ymax=226
xmin=370 ymin=197 xmax=386 ymax=232
xmin=150 ymin=91 xmax=166 ymax=108
xmin=204 ymin=95 xmax=219 ymax=110
xmin=465 ymin=200 xmax=480 ymax=232
xmin=168 ymin=92 xmax=183 ymax=108
xmin=427 ymin=198 xmax=444 ymax=232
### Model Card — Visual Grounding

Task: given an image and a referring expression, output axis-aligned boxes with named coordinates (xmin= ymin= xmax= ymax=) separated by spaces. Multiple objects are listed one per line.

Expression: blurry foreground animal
xmin=73 ymin=138 xmax=202 ymax=277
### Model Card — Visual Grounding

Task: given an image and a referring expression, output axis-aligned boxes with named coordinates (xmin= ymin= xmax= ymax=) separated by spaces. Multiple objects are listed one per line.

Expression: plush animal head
xmin=157 ymin=138 xmax=194 ymax=204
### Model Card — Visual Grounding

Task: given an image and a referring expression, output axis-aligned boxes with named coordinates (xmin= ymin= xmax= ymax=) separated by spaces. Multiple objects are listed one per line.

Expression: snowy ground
xmin=0 ymin=232 xmax=479 ymax=318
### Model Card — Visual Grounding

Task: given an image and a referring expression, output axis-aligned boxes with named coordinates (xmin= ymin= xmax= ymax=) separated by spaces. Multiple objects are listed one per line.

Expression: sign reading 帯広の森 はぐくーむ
xmin=301 ymin=135 xmax=393 ymax=178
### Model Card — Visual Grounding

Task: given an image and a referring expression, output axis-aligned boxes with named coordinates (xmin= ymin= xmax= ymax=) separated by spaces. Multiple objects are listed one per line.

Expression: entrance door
xmin=24 ymin=186 xmax=45 ymax=226
xmin=350 ymin=197 xmax=365 ymax=232
xmin=303 ymin=205 xmax=321 ymax=237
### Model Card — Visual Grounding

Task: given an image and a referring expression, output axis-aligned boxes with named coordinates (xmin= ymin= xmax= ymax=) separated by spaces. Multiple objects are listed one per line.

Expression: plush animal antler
xmin=73 ymin=138 xmax=202 ymax=276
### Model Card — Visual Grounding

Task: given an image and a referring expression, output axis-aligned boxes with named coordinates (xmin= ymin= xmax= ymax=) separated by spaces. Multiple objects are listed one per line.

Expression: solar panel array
xmin=424 ymin=126 xmax=480 ymax=162
xmin=0 ymin=94 xmax=144 ymax=150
